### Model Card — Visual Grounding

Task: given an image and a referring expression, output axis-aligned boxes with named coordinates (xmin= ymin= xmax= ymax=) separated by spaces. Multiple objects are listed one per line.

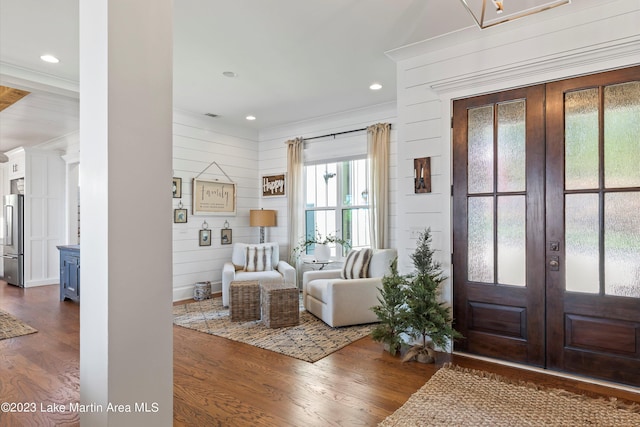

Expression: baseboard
xmin=25 ymin=280 xmax=58 ymax=288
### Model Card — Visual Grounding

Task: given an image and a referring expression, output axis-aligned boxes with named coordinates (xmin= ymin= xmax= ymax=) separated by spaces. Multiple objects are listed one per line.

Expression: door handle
xmin=549 ymin=256 xmax=560 ymax=271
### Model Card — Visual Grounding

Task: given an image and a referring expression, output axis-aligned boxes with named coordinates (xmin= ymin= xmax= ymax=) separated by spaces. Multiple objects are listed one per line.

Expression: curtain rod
xmin=303 ymin=127 xmax=367 ymax=142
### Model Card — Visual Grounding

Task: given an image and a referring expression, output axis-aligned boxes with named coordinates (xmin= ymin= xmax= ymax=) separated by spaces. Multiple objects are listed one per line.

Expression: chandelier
xmin=459 ymin=0 xmax=571 ymax=29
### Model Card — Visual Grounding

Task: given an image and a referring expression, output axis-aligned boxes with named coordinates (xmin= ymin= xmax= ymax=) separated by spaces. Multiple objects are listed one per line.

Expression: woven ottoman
xmin=261 ymin=281 xmax=299 ymax=328
xmin=229 ymin=280 xmax=261 ymax=322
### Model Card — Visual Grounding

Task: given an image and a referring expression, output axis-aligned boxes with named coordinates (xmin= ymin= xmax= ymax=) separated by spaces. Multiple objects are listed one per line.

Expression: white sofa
xmin=221 ymin=242 xmax=296 ymax=307
xmin=302 ymin=249 xmax=397 ymax=327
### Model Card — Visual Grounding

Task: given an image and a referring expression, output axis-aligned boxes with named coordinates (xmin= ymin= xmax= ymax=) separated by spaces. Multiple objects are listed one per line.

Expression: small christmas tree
xmin=370 ymin=258 xmax=408 ymax=356
xmin=402 ymin=228 xmax=462 ymax=363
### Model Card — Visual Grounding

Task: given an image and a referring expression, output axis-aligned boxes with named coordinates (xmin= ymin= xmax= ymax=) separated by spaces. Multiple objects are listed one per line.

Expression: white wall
xmin=173 ymin=103 xmax=400 ymax=301
xmin=25 ymin=149 xmax=65 ymax=286
xmin=258 ymin=102 xmax=399 ymax=258
xmin=55 ymin=111 xmax=258 ymax=302
xmin=171 ymin=110 xmax=259 ymax=301
xmin=390 ymin=0 xmax=640 ymax=301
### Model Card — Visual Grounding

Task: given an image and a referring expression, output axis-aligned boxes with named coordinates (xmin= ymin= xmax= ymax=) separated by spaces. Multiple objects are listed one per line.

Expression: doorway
xmin=452 ymin=66 xmax=640 ymax=386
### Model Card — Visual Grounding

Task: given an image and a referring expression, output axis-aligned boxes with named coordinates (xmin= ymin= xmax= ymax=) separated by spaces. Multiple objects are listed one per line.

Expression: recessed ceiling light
xmin=222 ymin=71 xmax=237 ymax=78
xmin=246 ymin=115 xmax=256 ymax=121
xmin=369 ymin=83 xmax=382 ymax=91
xmin=40 ymin=54 xmax=60 ymax=63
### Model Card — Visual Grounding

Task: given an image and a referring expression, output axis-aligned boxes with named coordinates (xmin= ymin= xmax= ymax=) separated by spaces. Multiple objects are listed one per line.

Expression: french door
xmin=452 ymin=66 xmax=640 ymax=386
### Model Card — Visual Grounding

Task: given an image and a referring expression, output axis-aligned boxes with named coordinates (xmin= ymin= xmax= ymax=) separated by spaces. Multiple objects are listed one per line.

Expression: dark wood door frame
xmin=453 ymin=65 xmax=640 ymax=387
xmin=452 ymin=85 xmax=546 ymax=367
xmin=545 ymin=66 xmax=640 ymax=385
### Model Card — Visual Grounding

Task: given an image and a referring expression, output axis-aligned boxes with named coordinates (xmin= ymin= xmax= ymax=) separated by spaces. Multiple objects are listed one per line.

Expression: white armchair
xmin=302 ymin=249 xmax=397 ymax=327
xmin=222 ymin=242 xmax=296 ymax=307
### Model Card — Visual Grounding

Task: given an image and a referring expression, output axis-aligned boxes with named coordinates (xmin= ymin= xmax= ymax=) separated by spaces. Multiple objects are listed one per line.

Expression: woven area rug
xmin=380 ymin=364 xmax=640 ymax=427
xmin=0 ymin=309 xmax=37 ymax=340
xmin=173 ymin=296 xmax=374 ymax=363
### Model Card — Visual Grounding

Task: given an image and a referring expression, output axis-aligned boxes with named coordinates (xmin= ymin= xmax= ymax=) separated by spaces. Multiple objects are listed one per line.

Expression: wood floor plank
xmin=1 ymin=281 xmax=639 ymax=426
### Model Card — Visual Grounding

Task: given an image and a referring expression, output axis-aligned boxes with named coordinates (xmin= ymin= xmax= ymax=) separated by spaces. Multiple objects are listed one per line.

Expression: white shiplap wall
xmin=391 ymin=0 xmax=640 ymax=303
xmin=171 ymin=110 xmax=259 ymax=301
xmin=258 ymin=102 xmax=399 ymax=260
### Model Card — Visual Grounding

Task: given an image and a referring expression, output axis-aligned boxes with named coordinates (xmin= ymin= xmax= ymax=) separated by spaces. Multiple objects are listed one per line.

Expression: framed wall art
xmin=199 ymin=229 xmax=211 ymax=246
xmin=262 ymin=173 xmax=286 ymax=197
xmin=414 ymin=157 xmax=432 ymax=194
xmin=192 ymin=178 xmax=237 ymax=215
xmin=173 ymin=177 xmax=182 ymax=198
xmin=174 ymin=208 xmax=188 ymax=223
xmin=221 ymin=228 xmax=232 ymax=245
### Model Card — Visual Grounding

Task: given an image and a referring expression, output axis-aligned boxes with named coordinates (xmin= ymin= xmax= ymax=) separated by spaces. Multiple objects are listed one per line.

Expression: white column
xmin=79 ymin=1 xmax=173 ymax=425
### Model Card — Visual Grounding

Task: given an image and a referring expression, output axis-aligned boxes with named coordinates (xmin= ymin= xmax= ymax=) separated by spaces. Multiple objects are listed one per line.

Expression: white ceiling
xmin=0 ymin=0 xmax=480 ymax=153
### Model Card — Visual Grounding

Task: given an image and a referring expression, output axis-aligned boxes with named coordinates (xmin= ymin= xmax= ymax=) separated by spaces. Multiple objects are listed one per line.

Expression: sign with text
xmin=192 ymin=179 xmax=237 ymax=215
xmin=262 ymin=174 xmax=286 ymax=197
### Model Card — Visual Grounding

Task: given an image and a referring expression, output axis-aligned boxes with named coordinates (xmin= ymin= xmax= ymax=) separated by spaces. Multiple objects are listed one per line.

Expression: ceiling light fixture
xmin=40 ymin=54 xmax=60 ymax=63
xmin=246 ymin=115 xmax=256 ymax=121
xmin=222 ymin=71 xmax=237 ymax=78
xmin=369 ymin=83 xmax=382 ymax=91
xmin=459 ymin=0 xmax=570 ymax=29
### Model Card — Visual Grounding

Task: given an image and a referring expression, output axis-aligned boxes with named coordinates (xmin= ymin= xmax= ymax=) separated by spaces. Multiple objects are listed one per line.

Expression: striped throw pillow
xmin=341 ymin=248 xmax=373 ymax=279
xmin=245 ymin=245 xmax=273 ymax=272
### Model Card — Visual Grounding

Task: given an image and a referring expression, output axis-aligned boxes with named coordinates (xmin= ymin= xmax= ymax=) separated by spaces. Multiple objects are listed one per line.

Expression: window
xmin=304 ymin=158 xmax=370 ymax=258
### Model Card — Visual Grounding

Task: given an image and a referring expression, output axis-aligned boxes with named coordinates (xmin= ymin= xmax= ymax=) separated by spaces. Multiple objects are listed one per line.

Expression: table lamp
xmin=250 ymin=209 xmax=276 ymax=243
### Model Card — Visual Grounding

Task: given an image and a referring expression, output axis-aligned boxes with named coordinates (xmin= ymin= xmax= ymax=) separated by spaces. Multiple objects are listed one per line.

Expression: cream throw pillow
xmin=341 ymin=248 xmax=372 ymax=279
xmin=245 ymin=245 xmax=273 ymax=272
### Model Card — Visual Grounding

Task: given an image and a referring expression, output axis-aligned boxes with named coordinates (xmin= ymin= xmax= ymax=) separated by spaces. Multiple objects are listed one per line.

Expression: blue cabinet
xmin=57 ymin=245 xmax=80 ymax=302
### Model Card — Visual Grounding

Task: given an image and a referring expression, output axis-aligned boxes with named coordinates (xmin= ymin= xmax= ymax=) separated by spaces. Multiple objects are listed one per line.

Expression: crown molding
xmin=0 ymin=62 xmax=79 ymax=98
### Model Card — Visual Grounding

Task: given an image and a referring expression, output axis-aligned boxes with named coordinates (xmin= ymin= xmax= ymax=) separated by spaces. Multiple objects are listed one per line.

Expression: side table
xmin=303 ymin=260 xmax=339 ymax=271
xmin=229 ymin=280 xmax=261 ymax=321
xmin=261 ymin=281 xmax=299 ymax=328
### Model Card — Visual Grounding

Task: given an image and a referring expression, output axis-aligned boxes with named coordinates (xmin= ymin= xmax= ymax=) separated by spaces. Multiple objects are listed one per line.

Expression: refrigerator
xmin=2 ymin=194 xmax=24 ymax=287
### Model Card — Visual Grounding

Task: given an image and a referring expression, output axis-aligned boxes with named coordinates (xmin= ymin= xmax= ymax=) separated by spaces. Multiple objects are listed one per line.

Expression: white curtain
xmin=367 ymin=123 xmax=391 ymax=249
xmin=286 ymin=137 xmax=304 ymax=282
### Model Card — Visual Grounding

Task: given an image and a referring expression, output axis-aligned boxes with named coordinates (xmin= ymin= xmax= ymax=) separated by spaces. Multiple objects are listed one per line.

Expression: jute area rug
xmin=173 ymin=296 xmax=374 ymax=363
xmin=380 ymin=364 xmax=640 ymax=427
xmin=0 ymin=309 xmax=37 ymax=340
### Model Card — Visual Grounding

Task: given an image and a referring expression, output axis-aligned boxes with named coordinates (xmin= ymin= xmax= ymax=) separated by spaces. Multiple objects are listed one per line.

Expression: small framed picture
xmin=199 ymin=229 xmax=211 ymax=246
xmin=221 ymin=228 xmax=232 ymax=245
xmin=174 ymin=208 xmax=188 ymax=223
xmin=173 ymin=177 xmax=182 ymax=198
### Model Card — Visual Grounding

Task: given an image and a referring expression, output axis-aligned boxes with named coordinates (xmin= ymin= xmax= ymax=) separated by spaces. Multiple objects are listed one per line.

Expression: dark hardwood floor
xmin=1 ymin=281 xmax=639 ymax=426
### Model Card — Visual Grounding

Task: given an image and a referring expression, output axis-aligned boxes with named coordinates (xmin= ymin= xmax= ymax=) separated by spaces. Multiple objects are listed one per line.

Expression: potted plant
xmin=401 ymin=228 xmax=462 ymax=363
xmin=291 ymin=230 xmax=351 ymax=262
xmin=370 ymin=258 xmax=409 ymax=356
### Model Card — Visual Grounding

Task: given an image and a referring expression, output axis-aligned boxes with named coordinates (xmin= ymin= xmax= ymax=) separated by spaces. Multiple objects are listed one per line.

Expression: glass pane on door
xmin=497 ymin=100 xmax=526 ymax=192
xmin=605 ymin=192 xmax=640 ymax=298
xmin=604 ymin=81 xmax=640 ymax=188
xmin=468 ymin=197 xmax=494 ymax=283
xmin=565 ymin=89 xmax=599 ymax=190
xmin=497 ymin=195 xmax=526 ymax=286
xmin=565 ymin=194 xmax=599 ymax=294
xmin=468 ymin=106 xmax=494 ymax=194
